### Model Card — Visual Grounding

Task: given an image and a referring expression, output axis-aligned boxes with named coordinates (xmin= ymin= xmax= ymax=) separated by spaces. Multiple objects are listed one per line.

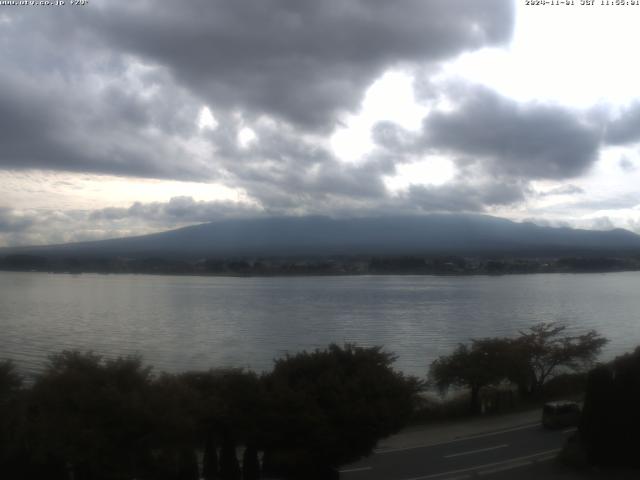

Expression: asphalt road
xmin=339 ymin=422 xmax=574 ymax=480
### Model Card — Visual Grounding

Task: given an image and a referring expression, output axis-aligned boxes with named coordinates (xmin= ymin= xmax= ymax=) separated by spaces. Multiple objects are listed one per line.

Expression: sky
xmin=2 ymin=0 xmax=640 ymax=247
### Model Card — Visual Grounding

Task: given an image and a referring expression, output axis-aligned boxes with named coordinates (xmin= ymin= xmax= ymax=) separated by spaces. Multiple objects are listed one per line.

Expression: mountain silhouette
xmin=4 ymin=214 xmax=640 ymax=259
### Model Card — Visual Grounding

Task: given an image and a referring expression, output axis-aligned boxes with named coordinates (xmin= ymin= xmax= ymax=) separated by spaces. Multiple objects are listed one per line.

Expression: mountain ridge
xmin=2 ymin=214 xmax=640 ymax=259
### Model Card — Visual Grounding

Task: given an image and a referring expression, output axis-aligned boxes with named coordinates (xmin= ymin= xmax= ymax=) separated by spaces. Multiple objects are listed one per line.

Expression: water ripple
xmin=1 ymin=272 xmax=639 ymax=377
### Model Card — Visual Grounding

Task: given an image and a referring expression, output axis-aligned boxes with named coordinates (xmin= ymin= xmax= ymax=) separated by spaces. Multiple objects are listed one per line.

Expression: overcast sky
xmin=2 ymin=0 xmax=640 ymax=246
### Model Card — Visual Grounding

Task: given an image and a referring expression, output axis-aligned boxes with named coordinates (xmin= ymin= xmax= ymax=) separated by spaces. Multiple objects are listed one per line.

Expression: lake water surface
xmin=1 ymin=271 xmax=639 ymax=377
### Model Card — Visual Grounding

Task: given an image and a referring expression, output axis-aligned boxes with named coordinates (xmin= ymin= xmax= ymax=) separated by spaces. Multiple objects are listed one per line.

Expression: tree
xmin=242 ymin=444 xmax=260 ymax=480
xmin=0 ymin=360 xmax=24 ymax=477
xmin=201 ymin=432 xmax=219 ymax=480
xmin=147 ymin=372 xmax=202 ymax=480
xmin=511 ymin=323 xmax=608 ymax=396
xmin=219 ymin=432 xmax=241 ymax=480
xmin=430 ymin=324 xmax=609 ymax=411
xmin=262 ymin=344 xmax=422 ymax=478
xmin=429 ymin=338 xmax=512 ymax=414
xmin=180 ymin=368 xmax=265 ymax=479
xmin=28 ymin=351 xmax=155 ymax=480
xmin=580 ymin=346 xmax=640 ymax=467
xmin=0 ymin=360 xmax=22 ymax=398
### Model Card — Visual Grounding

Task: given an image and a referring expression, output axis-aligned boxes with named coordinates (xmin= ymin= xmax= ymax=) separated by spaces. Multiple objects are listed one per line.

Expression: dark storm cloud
xmin=89 ymin=197 xmax=263 ymax=225
xmin=406 ymin=179 xmax=526 ymax=213
xmin=0 ymin=178 xmax=524 ymax=247
xmin=0 ymin=0 xmax=515 ymax=194
xmin=423 ymin=86 xmax=602 ymax=179
xmin=198 ymin=112 xmax=395 ymax=210
xmin=91 ymin=0 xmax=514 ymax=131
xmin=605 ymin=102 xmax=640 ymax=145
xmin=368 ymin=84 xmax=601 ymax=213
xmin=0 ymin=208 xmax=34 ymax=233
xmin=0 ymin=56 xmax=210 ymax=180
xmin=371 ymin=83 xmax=605 ymax=186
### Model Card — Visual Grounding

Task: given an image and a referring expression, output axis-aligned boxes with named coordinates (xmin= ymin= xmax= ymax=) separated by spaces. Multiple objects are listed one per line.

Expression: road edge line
xmin=376 ymin=422 xmax=540 ymax=454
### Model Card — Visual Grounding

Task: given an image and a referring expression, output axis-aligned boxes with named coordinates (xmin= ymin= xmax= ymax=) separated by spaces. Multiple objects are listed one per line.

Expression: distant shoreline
xmin=2 ymin=263 xmax=640 ymax=278
xmin=3 ymin=250 xmax=640 ymax=278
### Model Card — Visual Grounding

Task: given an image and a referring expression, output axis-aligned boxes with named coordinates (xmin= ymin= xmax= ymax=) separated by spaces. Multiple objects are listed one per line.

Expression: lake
xmin=1 ymin=271 xmax=639 ymax=378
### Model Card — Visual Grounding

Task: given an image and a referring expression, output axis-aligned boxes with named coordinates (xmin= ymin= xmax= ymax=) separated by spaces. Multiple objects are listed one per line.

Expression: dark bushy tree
xmin=262 ymin=344 xmax=422 ymax=478
xmin=0 ymin=360 xmax=25 ymax=477
xmin=580 ymin=346 xmax=640 ymax=467
xmin=0 ymin=360 xmax=22 ymax=397
xmin=202 ymin=432 xmax=219 ymax=480
xmin=27 ymin=351 xmax=155 ymax=480
xmin=242 ymin=444 xmax=260 ymax=480
xmin=147 ymin=372 xmax=203 ymax=480
xmin=219 ymin=432 xmax=241 ymax=480
xmin=180 ymin=368 xmax=265 ymax=479
xmin=4 ymin=345 xmax=422 ymax=479
xmin=430 ymin=338 xmax=511 ymax=414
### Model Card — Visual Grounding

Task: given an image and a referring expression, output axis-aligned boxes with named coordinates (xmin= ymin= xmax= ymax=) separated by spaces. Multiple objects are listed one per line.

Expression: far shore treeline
xmin=3 ymin=253 xmax=640 ymax=276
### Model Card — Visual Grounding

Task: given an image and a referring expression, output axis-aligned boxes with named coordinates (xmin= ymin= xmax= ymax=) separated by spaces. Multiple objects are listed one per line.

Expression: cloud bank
xmin=2 ymin=1 xmax=640 ymax=245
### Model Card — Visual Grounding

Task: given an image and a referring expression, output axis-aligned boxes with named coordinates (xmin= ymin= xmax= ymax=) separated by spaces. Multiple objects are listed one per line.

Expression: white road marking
xmin=444 ymin=444 xmax=509 ymax=459
xmin=338 ymin=466 xmax=372 ymax=474
xmin=398 ymin=448 xmax=561 ymax=480
xmin=376 ymin=422 xmax=540 ymax=454
xmin=478 ymin=460 xmax=534 ymax=475
xmin=562 ymin=427 xmax=577 ymax=434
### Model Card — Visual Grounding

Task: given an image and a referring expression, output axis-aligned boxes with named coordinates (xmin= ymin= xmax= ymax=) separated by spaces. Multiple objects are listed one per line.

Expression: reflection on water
xmin=1 ymin=271 xmax=639 ymax=377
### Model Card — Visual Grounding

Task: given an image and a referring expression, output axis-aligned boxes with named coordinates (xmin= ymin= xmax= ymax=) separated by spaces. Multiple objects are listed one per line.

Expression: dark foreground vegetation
xmin=1 ymin=325 xmax=634 ymax=478
xmin=0 ymin=345 xmax=421 ymax=480
xmin=427 ymin=324 xmax=640 ymax=473
xmin=568 ymin=345 xmax=640 ymax=469
xmin=2 ymin=253 xmax=640 ymax=276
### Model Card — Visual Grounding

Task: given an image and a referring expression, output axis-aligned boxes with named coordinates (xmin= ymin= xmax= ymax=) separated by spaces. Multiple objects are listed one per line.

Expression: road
xmin=339 ymin=422 xmax=574 ymax=480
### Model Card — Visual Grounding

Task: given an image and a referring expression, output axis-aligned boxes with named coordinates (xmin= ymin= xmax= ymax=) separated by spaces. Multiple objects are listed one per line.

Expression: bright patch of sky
xmin=237 ymin=127 xmax=258 ymax=149
xmin=378 ymin=2 xmax=640 ymax=231
xmin=197 ymin=106 xmax=218 ymax=131
xmin=443 ymin=1 xmax=640 ymax=109
xmin=331 ymin=70 xmax=428 ymax=163
xmin=384 ymin=156 xmax=456 ymax=193
xmin=0 ymin=171 xmax=242 ymax=211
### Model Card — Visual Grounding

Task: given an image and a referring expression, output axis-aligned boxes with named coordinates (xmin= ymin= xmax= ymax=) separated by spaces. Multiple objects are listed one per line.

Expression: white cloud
xmin=442 ymin=2 xmax=640 ymax=108
xmin=330 ymin=70 xmax=429 ymax=163
xmin=0 ymin=197 xmax=264 ymax=247
xmin=237 ymin=127 xmax=257 ymax=149
xmin=384 ymin=156 xmax=456 ymax=193
xmin=0 ymin=171 xmax=246 ymax=210
xmin=197 ymin=106 xmax=218 ymax=131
